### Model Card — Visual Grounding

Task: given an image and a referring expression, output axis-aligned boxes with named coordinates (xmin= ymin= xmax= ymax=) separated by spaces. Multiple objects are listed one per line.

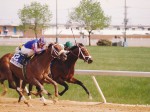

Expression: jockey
xmin=64 ymin=41 xmax=73 ymax=50
xmin=16 ymin=37 xmax=47 ymax=65
xmin=19 ymin=37 xmax=47 ymax=57
xmin=57 ymin=41 xmax=73 ymax=55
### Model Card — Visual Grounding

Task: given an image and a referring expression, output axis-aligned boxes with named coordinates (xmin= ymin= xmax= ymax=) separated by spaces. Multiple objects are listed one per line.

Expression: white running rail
xmin=75 ymin=70 xmax=150 ymax=103
xmin=75 ymin=70 xmax=150 ymax=77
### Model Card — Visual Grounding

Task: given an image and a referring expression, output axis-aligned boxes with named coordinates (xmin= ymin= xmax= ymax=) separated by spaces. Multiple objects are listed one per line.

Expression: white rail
xmin=75 ymin=70 xmax=150 ymax=103
xmin=75 ymin=70 xmax=150 ymax=77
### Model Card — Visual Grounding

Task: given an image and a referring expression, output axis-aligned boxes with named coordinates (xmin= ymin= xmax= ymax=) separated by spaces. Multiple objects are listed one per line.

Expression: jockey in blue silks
xmin=17 ymin=37 xmax=46 ymax=57
xmin=15 ymin=37 xmax=47 ymax=65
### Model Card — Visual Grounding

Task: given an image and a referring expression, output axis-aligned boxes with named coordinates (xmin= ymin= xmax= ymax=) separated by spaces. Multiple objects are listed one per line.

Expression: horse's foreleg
xmin=44 ymin=76 xmax=58 ymax=97
xmin=36 ymin=86 xmax=52 ymax=98
xmin=28 ymin=84 xmax=41 ymax=97
xmin=35 ymin=86 xmax=47 ymax=105
xmin=31 ymin=78 xmax=48 ymax=96
xmin=57 ymin=80 xmax=69 ymax=96
xmin=31 ymin=78 xmax=50 ymax=105
xmin=67 ymin=77 xmax=92 ymax=100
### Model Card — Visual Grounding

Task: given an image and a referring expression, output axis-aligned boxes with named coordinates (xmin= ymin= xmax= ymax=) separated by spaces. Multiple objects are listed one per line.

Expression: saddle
xmin=10 ymin=53 xmax=32 ymax=79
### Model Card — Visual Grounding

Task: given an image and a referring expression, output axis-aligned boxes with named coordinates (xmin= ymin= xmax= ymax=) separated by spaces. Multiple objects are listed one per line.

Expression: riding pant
xmin=20 ymin=46 xmax=34 ymax=57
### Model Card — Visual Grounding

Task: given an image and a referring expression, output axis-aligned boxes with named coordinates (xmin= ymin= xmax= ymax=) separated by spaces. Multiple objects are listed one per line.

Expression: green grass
xmin=0 ymin=46 xmax=150 ymax=105
xmin=76 ymin=46 xmax=150 ymax=71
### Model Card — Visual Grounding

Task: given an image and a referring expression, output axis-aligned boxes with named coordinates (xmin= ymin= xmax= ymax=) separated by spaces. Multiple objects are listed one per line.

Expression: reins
xmin=70 ymin=45 xmax=92 ymax=62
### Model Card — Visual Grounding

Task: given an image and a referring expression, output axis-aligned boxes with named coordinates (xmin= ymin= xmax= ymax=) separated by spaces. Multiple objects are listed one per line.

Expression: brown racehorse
xmin=51 ymin=43 xmax=93 ymax=98
xmin=0 ymin=53 xmax=16 ymax=95
xmin=0 ymin=43 xmax=67 ymax=106
xmin=28 ymin=43 xmax=93 ymax=100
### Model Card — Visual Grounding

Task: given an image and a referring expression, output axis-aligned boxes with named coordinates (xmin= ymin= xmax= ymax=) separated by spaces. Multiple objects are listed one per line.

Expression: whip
xmin=71 ymin=28 xmax=77 ymax=44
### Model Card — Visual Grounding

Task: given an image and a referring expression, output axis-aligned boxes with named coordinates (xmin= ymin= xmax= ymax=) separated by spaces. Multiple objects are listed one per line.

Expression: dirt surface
xmin=0 ymin=97 xmax=150 ymax=112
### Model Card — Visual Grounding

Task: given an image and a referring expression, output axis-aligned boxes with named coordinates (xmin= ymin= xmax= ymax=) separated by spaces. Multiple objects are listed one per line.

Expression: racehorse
xmin=0 ymin=53 xmax=16 ymax=96
xmin=0 ymin=43 xmax=67 ymax=106
xmin=28 ymin=43 xmax=93 ymax=100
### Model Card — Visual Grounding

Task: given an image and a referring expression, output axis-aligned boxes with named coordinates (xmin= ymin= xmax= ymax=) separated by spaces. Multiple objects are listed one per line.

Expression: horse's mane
xmin=69 ymin=43 xmax=84 ymax=51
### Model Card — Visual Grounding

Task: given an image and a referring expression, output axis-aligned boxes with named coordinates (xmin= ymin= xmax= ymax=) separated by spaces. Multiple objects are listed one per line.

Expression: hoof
xmin=58 ymin=92 xmax=63 ymax=96
xmin=53 ymin=97 xmax=59 ymax=104
xmin=27 ymin=103 xmax=33 ymax=107
xmin=28 ymin=95 xmax=32 ymax=100
xmin=43 ymin=103 xmax=47 ymax=106
xmin=48 ymin=95 xmax=54 ymax=99
xmin=1 ymin=91 xmax=7 ymax=96
xmin=88 ymin=95 xmax=93 ymax=100
xmin=24 ymin=101 xmax=32 ymax=107
xmin=30 ymin=91 xmax=39 ymax=96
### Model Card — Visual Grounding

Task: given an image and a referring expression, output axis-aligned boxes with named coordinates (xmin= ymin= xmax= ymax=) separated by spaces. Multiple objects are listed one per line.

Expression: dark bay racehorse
xmin=0 ymin=43 xmax=67 ymax=106
xmin=51 ymin=43 xmax=93 ymax=98
xmin=28 ymin=43 xmax=93 ymax=100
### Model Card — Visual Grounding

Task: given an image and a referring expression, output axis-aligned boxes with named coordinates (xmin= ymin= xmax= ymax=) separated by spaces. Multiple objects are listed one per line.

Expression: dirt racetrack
xmin=0 ymin=97 xmax=150 ymax=112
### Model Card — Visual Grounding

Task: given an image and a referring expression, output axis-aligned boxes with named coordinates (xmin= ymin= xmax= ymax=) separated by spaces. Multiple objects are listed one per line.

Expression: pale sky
xmin=0 ymin=0 xmax=150 ymax=25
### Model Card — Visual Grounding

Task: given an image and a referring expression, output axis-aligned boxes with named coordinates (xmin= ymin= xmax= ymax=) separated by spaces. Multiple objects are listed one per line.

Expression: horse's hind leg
xmin=27 ymin=84 xmax=33 ymax=99
xmin=68 ymin=77 xmax=92 ymax=100
xmin=5 ymin=69 xmax=16 ymax=89
xmin=0 ymin=81 xmax=7 ymax=96
xmin=21 ymin=81 xmax=32 ymax=100
xmin=14 ymin=78 xmax=31 ymax=107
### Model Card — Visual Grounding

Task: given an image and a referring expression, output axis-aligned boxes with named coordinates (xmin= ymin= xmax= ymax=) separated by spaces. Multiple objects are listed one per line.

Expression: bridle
xmin=51 ymin=44 xmax=65 ymax=58
xmin=70 ymin=45 xmax=92 ymax=63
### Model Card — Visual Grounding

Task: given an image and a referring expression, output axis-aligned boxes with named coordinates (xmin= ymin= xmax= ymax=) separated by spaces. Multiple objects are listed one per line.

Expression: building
xmin=0 ymin=20 xmax=150 ymax=46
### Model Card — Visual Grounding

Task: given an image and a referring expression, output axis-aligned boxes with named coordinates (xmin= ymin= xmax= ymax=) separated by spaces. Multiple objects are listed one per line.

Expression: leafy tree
xmin=17 ymin=7 xmax=29 ymax=37
xmin=18 ymin=2 xmax=52 ymax=38
xmin=69 ymin=0 xmax=110 ymax=46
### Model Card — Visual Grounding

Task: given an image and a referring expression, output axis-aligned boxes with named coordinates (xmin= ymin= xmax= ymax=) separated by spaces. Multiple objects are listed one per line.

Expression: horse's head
xmin=70 ymin=43 xmax=93 ymax=64
xmin=48 ymin=43 xmax=67 ymax=61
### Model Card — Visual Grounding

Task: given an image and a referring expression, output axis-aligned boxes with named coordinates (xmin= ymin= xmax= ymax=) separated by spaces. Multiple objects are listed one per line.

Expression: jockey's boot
xmin=22 ymin=54 xmax=28 ymax=79
xmin=22 ymin=59 xmax=27 ymax=66
xmin=22 ymin=54 xmax=28 ymax=66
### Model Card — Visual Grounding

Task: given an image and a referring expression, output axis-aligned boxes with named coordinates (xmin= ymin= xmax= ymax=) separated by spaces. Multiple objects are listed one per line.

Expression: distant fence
xmin=0 ymin=37 xmax=89 ymax=46
xmin=75 ymin=69 xmax=150 ymax=103
xmin=1 ymin=37 xmax=150 ymax=47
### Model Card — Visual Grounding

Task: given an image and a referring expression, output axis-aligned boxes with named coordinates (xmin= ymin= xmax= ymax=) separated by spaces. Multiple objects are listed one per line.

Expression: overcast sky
xmin=0 ymin=0 xmax=150 ymax=25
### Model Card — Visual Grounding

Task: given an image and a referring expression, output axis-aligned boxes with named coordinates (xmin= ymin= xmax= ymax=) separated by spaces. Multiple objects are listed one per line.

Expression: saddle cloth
xmin=10 ymin=53 xmax=25 ymax=68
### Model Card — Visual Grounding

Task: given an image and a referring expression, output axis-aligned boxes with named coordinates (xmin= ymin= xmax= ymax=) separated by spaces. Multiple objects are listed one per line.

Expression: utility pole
xmin=123 ymin=0 xmax=128 ymax=47
xmin=56 ymin=0 xmax=58 ymax=43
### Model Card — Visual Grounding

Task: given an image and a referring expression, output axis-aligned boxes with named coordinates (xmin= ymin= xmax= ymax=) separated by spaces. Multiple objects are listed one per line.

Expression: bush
xmin=97 ymin=39 xmax=112 ymax=46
